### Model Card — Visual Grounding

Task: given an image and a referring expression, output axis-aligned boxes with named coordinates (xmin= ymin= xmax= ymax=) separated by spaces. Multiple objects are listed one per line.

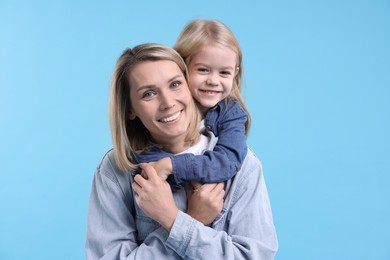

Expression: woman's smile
xmin=158 ymin=111 xmax=182 ymax=123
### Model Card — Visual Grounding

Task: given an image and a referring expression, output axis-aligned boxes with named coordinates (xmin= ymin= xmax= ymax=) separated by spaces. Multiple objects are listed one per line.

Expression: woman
xmin=85 ymin=44 xmax=278 ymax=259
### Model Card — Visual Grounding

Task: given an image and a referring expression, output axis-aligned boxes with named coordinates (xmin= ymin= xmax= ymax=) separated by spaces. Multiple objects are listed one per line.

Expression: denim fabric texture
xmin=86 ymin=132 xmax=277 ymax=259
xmin=136 ymin=99 xmax=248 ymax=184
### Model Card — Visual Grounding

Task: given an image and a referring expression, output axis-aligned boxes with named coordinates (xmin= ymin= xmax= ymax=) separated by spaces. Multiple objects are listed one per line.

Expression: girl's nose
xmin=206 ymin=73 xmax=218 ymax=86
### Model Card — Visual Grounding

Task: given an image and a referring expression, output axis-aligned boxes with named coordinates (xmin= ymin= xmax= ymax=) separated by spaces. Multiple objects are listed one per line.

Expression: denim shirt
xmin=86 ymin=133 xmax=278 ymax=259
xmin=136 ymin=99 xmax=248 ymax=184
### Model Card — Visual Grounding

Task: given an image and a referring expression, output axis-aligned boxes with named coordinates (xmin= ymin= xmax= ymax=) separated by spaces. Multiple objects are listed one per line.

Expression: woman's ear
xmin=129 ymin=111 xmax=136 ymax=120
xmin=235 ymin=66 xmax=240 ymax=76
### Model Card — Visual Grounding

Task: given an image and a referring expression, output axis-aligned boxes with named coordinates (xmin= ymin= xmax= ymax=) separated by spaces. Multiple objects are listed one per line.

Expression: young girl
xmin=137 ymin=19 xmax=251 ymax=187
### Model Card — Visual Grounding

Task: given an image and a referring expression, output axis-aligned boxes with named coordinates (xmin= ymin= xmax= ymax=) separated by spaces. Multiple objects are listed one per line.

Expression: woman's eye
xmin=221 ymin=71 xmax=232 ymax=76
xmin=142 ymin=91 xmax=155 ymax=98
xmin=171 ymin=81 xmax=181 ymax=88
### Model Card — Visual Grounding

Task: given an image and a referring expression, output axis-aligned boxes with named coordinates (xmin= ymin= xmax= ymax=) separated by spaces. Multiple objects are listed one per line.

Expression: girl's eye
xmin=197 ymin=67 xmax=208 ymax=73
xmin=221 ymin=70 xmax=232 ymax=76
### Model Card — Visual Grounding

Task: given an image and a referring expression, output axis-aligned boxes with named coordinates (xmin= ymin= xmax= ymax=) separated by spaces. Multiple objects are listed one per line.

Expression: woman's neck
xmin=161 ymin=141 xmax=192 ymax=154
xmin=155 ymin=133 xmax=192 ymax=154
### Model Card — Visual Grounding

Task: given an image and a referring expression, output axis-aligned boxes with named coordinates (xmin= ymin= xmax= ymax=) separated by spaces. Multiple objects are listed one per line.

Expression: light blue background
xmin=1 ymin=1 xmax=389 ymax=259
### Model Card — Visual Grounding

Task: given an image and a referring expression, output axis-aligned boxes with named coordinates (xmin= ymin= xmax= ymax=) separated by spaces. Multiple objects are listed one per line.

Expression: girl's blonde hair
xmin=109 ymin=43 xmax=201 ymax=171
xmin=174 ymin=19 xmax=251 ymax=134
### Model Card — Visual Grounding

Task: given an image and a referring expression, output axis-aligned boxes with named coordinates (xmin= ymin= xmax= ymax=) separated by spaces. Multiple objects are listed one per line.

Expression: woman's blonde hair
xmin=174 ymin=19 xmax=251 ymax=134
xmin=109 ymin=43 xmax=201 ymax=171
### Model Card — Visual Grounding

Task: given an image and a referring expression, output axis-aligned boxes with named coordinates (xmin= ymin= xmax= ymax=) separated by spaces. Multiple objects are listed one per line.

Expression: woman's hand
xmin=187 ymin=182 xmax=225 ymax=226
xmin=132 ymin=163 xmax=178 ymax=231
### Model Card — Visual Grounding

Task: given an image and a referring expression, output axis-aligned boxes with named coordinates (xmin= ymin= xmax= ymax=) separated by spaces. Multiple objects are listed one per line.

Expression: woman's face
xmin=128 ymin=60 xmax=193 ymax=148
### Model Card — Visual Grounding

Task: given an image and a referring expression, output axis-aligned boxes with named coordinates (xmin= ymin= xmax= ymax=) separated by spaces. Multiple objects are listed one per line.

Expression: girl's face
xmin=187 ymin=43 xmax=237 ymax=114
xmin=128 ymin=60 xmax=193 ymax=150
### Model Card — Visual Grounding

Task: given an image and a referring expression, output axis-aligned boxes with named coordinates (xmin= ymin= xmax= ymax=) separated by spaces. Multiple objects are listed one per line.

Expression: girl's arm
xmin=172 ymin=100 xmax=248 ymax=183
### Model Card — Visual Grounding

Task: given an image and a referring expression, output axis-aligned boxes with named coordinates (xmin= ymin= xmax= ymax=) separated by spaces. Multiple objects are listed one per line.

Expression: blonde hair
xmin=174 ymin=19 xmax=251 ymax=134
xmin=109 ymin=43 xmax=201 ymax=171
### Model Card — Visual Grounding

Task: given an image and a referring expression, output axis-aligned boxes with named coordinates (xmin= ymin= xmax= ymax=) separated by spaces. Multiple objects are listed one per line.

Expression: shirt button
xmin=235 ymin=165 xmax=241 ymax=171
xmin=206 ymin=125 xmax=211 ymax=131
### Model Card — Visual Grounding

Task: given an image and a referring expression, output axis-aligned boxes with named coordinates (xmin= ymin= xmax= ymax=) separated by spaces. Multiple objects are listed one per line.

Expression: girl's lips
xmin=199 ymin=89 xmax=222 ymax=94
xmin=158 ymin=111 xmax=181 ymax=123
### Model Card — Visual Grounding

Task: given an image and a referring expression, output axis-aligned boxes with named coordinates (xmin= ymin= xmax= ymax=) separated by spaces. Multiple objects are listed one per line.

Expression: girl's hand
xmin=132 ymin=163 xmax=178 ymax=231
xmin=187 ymin=182 xmax=225 ymax=226
xmin=148 ymin=157 xmax=173 ymax=181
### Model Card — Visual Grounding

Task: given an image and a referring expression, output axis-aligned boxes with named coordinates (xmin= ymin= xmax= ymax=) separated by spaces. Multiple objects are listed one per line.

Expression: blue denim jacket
xmin=86 ymin=133 xmax=278 ymax=259
xmin=136 ymin=99 xmax=248 ymax=184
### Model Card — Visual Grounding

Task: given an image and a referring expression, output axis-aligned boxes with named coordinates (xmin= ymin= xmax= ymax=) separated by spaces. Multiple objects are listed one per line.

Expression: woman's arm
xmin=186 ymin=182 xmax=225 ymax=226
xmin=166 ymin=150 xmax=278 ymax=259
xmin=135 ymin=149 xmax=278 ymax=259
xmin=132 ymin=163 xmax=179 ymax=231
xmin=132 ymin=164 xmax=225 ymax=228
xmin=85 ymin=151 xmax=182 ymax=259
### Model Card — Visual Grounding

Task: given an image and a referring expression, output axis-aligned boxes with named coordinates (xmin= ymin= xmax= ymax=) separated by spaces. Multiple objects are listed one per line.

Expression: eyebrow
xmin=168 ymin=74 xmax=185 ymax=82
xmin=136 ymin=74 xmax=184 ymax=93
xmin=193 ymin=62 xmax=234 ymax=71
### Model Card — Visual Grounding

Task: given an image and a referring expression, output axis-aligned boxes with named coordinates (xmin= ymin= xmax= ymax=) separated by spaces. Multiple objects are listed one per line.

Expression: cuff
xmin=165 ymin=211 xmax=196 ymax=257
xmin=172 ymin=154 xmax=194 ymax=184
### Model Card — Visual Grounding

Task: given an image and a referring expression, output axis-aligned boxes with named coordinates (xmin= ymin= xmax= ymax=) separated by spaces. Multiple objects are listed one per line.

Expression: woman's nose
xmin=159 ymin=94 xmax=175 ymax=110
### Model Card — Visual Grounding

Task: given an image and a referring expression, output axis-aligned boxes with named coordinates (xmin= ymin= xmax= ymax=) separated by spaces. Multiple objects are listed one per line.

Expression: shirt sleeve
xmin=166 ymin=151 xmax=278 ymax=259
xmin=172 ymin=100 xmax=248 ymax=183
xmin=85 ymin=152 xmax=181 ymax=259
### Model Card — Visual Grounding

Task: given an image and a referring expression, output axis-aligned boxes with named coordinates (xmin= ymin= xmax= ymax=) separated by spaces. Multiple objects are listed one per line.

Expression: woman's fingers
xmin=217 ymin=187 xmax=225 ymax=201
xmin=133 ymin=173 xmax=147 ymax=187
xmin=198 ymin=182 xmax=224 ymax=193
xmin=132 ymin=180 xmax=142 ymax=192
xmin=139 ymin=163 xmax=159 ymax=182
xmin=191 ymin=182 xmax=225 ymax=203
xmin=212 ymin=182 xmax=224 ymax=192
xmin=191 ymin=181 xmax=202 ymax=191
xmin=133 ymin=163 xmax=159 ymax=192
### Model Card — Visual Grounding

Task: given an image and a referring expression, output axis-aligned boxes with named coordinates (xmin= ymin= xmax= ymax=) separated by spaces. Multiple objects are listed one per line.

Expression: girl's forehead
xmin=191 ymin=44 xmax=237 ymax=65
xmin=203 ymin=40 xmax=237 ymax=51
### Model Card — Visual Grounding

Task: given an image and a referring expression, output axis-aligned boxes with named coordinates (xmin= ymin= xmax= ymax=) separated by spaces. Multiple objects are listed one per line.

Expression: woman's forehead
xmin=129 ymin=60 xmax=184 ymax=87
